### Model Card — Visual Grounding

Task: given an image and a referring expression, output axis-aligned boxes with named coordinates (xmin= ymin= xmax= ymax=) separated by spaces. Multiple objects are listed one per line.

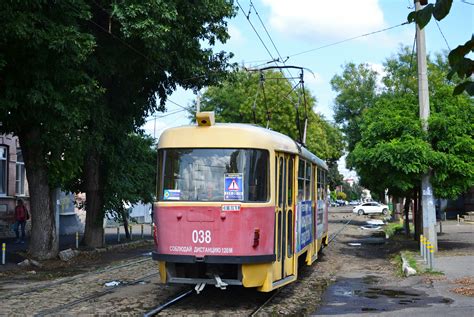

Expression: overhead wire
xmin=434 ymin=20 xmax=451 ymax=50
xmin=236 ymin=0 xmax=277 ymax=64
xmin=249 ymin=1 xmax=296 ymax=85
xmin=287 ymin=22 xmax=411 ymax=59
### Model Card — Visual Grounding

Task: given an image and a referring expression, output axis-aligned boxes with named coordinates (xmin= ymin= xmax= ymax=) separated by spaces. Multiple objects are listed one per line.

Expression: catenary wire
xmin=434 ymin=20 xmax=451 ymax=50
xmin=287 ymin=22 xmax=411 ymax=59
xmin=236 ymin=0 xmax=277 ymax=64
xmin=249 ymin=1 xmax=297 ymax=85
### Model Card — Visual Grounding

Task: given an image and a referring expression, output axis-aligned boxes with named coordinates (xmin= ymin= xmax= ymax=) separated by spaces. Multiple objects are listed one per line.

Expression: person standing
xmin=14 ymin=199 xmax=29 ymax=243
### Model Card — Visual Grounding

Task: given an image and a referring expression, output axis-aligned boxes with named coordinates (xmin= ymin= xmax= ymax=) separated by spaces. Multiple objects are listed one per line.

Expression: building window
xmin=16 ymin=149 xmax=25 ymax=195
xmin=0 ymin=146 xmax=6 ymax=195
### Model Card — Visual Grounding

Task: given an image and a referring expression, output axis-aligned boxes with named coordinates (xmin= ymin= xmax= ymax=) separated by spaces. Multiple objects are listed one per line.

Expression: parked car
xmin=330 ymin=200 xmax=338 ymax=207
xmin=349 ymin=200 xmax=360 ymax=206
xmin=353 ymin=202 xmax=389 ymax=215
xmin=335 ymin=199 xmax=348 ymax=206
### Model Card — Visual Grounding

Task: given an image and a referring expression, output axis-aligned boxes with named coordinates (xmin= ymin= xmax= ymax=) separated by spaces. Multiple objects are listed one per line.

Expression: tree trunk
xmin=83 ymin=148 xmax=104 ymax=248
xmin=403 ymin=196 xmax=411 ymax=236
xmin=122 ymin=208 xmax=130 ymax=239
xmin=19 ymin=128 xmax=59 ymax=260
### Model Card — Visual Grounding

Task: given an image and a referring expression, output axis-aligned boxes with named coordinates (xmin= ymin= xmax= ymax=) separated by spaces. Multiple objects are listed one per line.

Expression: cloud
xmin=262 ymin=0 xmax=386 ymax=41
xmin=228 ymin=25 xmax=245 ymax=45
xmin=367 ymin=62 xmax=385 ymax=87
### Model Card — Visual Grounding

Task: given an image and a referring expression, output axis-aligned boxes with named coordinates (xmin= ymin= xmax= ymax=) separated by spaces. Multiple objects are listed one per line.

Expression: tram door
xmin=274 ymin=153 xmax=295 ymax=281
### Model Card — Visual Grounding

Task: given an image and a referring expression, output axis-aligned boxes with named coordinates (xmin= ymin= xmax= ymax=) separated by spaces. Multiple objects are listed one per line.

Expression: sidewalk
xmin=0 ymin=223 xmax=154 ymax=270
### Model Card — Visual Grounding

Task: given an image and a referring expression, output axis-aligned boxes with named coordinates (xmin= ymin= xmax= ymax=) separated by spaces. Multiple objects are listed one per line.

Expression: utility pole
xmin=415 ymin=0 xmax=437 ymax=251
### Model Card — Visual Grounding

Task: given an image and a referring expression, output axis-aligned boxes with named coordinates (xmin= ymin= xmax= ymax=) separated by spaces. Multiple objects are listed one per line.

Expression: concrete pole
xmin=415 ymin=0 xmax=437 ymax=251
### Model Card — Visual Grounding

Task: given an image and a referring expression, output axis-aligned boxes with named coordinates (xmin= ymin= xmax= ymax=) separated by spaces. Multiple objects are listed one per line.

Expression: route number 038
xmin=192 ymin=230 xmax=211 ymax=244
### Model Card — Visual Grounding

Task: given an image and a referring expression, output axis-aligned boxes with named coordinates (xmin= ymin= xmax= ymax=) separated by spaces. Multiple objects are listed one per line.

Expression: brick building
xmin=0 ymin=134 xmax=29 ymax=237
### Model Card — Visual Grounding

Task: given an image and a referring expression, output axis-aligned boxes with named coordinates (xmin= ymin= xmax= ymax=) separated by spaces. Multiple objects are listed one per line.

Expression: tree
xmin=408 ymin=0 xmax=473 ymax=96
xmin=0 ymin=0 xmax=236 ymax=256
xmin=348 ymin=50 xmax=473 ymax=201
xmin=342 ymin=182 xmax=363 ymax=201
xmin=76 ymin=0 xmax=236 ymax=248
xmin=103 ymin=133 xmax=156 ymax=240
xmin=0 ymin=1 xmax=98 ymax=259
xmin=331 ymin=63 xmax=378 ymax=152
xmin=327 ymin=162 xmax=344 ymax=191
xmin=192 ymin=70 xmax=344 ymax=162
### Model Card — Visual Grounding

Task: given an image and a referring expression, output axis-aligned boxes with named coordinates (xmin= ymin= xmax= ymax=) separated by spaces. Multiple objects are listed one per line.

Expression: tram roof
xmin=158 ymin=123 xmax=328 ymax=170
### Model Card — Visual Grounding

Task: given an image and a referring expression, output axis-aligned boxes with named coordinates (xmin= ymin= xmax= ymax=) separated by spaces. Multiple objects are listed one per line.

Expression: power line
xmin=249 ymin=1 xmax=296 ymax=84
xmin=435 ymin=20 xmax=451 ymax=50
xmin=461 ymin=0 xmax=474 ymax=5
xmin=236 ymin=0 xmax=276 ymax=63
xmin=287 ymin=22 xmax=410 ymax=59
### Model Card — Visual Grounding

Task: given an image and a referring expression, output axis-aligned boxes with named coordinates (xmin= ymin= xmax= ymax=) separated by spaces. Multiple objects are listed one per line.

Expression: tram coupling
xmin=195 ymin=282 xmax=206 ymax=294
xmin=214 ymin=274 xmax=228 ymax=290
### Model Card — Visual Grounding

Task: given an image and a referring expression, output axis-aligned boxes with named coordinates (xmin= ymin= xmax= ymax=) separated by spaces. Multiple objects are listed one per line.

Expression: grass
xmin=384 ymin=222 xmax=414 ymax=238
xmin=392 ymin=250 xmax=446 ymax=277
xmin=384 ymin=223 xmax=404 ymax=238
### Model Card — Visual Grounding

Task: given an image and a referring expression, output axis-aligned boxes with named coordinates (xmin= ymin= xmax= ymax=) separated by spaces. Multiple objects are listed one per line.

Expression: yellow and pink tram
xmin=152 ymin=112 xmax=329 ymax=292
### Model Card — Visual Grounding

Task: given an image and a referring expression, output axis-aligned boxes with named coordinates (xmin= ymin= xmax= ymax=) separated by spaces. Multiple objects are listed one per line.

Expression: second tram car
xmin=152 ymin=112 xmax=329 ymax=292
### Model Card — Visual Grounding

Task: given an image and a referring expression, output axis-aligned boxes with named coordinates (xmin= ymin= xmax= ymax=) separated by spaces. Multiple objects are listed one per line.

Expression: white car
xmin=353 ymin=202 xmax=389 ymax=216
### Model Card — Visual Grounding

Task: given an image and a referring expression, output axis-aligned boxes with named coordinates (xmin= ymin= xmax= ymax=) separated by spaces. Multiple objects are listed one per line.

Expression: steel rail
xmin=143 ymin=288 xmax=195 ymax=317
xmin=36 ymin=272 xmax=160 ymax=315
xmin=248 ymin=212 xmax=354 ymax=316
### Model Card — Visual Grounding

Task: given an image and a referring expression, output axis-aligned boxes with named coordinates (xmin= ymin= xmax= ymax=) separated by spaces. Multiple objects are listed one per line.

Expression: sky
xmin=142 ymin=0 xmax=473 ymax=178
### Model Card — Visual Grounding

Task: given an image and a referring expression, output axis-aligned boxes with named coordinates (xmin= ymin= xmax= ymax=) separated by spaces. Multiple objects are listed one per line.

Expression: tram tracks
xmin=0 ymin=255 xmax=152 ymax=300
xmin=143 ymin=214 xmax=355 ymax=317
xmin=248 ymin=214 xmax=355 ymax=316
xmin=36 ymin=272 xmax=160 ymax=316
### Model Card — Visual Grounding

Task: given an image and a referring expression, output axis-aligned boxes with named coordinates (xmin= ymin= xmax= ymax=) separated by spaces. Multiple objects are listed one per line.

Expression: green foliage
xmin=331 ymin=63 xmax=378 ymax=152
xmin=104 ymin=134 xmax=156 ymax=213
xmin=346 ymin=49 xmax=473 ymax=199
xmin=336 ymin=191 xmax=347 ymax=200
xmin=408 ymin=0 xmax=473 ymax=96
xmin=0 ymin=0 xmax=237 ymax=249
xmin=342 ymin=182 xmax=363 ymax=201
xmin=327 ymin=162 xmax=344 ymax=191
xmin=193 ymin=69 xmax=344 ymax=162
xmin=385 ymin=223 xmax=404 ymax=238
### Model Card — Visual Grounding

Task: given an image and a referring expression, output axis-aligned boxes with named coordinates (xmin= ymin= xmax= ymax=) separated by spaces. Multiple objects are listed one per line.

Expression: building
xmin=0 ymin=134 xmax=29 ymax=238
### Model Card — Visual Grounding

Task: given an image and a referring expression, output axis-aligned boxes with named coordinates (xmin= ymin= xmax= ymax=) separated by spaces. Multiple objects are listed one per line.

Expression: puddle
xmin=315 ymin=276 xmax=453 ymax=315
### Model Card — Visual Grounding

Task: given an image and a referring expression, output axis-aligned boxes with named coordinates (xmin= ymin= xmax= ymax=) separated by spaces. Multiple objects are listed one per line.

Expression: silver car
xmin=353 ymin=202 xmax=389 ymax=215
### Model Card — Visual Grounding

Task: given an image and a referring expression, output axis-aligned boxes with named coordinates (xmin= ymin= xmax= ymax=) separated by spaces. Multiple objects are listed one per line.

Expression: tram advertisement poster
xmin=224 ymin=173 xmax=244 ymax=201
xmin=296 ymin=201 xmax=313 ymax=252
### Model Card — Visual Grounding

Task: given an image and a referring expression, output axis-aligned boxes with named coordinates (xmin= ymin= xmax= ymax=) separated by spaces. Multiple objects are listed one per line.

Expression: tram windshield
xmin=158 ymin=149 xmax=269 ymax=202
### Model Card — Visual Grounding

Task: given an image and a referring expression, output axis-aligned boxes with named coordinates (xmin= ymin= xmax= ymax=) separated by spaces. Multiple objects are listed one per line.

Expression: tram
xmin=152 ymin=112 xmax=329 ymax=292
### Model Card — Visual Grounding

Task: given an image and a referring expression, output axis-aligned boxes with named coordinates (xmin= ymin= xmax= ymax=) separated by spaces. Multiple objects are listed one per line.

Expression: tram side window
xmin=278 ymin=158 xmax=284 ymax=207
xmin=305 ymin=162 xmax=312 ymax=200
xmin=287 ymin=158 xmax=293 ymax=206
xmin=297 ymin=159 xmax=305 ymax=201
xmin=317 ymin=168 xmax=323 ymax=201
xmin=287 ymin=210 xmax=293 ymax=256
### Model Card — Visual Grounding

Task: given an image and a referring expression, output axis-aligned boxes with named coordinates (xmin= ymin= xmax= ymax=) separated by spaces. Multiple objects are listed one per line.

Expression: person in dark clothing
xmin=14 ymin=199 xmax=29 ymax=243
